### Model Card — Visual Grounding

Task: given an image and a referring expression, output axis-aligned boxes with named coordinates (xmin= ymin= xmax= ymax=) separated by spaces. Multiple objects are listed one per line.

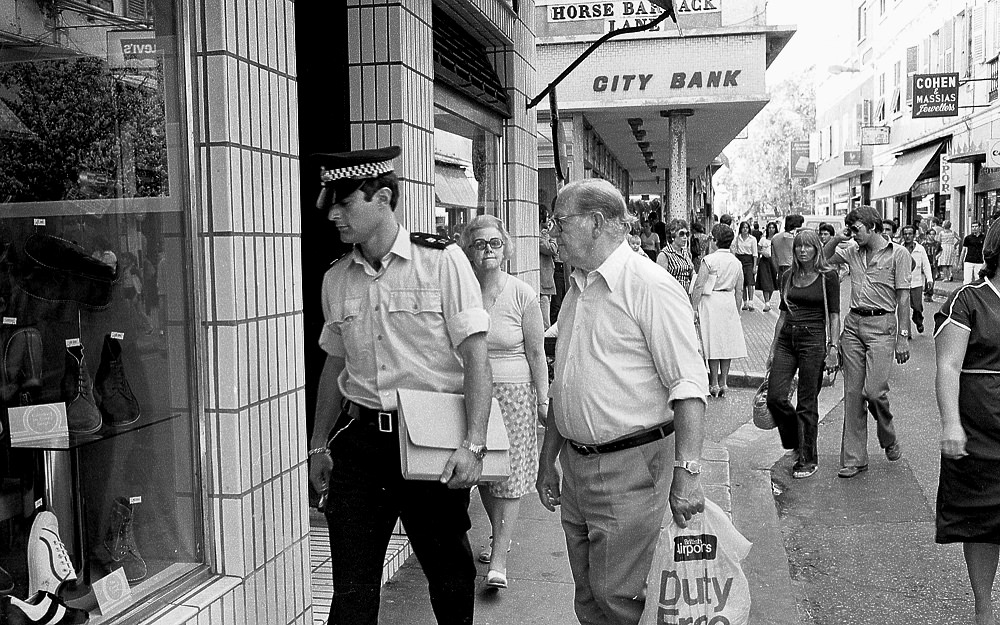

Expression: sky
xmin=764 ymin=0 xmax=853 ymax=82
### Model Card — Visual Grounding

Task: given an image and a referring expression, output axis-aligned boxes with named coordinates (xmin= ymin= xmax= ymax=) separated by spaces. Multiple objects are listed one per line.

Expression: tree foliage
xmin=0 ymin=56 xmax=168 ymax=203
xmin=715 ymin=72 xmax=816 ymax=218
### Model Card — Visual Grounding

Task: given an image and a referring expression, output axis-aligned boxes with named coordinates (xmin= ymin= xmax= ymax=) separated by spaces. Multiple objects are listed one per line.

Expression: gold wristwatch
xmin=461 ymin=440 xmax=487 ymax=461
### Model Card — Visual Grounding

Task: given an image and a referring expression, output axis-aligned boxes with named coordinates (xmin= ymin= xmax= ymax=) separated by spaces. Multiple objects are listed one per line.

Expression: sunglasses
xmin=677 ymin=230 xmax=689 ymax=236
xmin=470 ymin=238 xmax=504 ymax=251
xmin=849 ymin=225 xmax=863 ymax=234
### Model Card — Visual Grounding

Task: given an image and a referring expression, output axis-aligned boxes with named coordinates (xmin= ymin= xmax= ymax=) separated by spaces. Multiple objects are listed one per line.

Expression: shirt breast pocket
xmin=871 ymin=254 xmax=898 ymax=287
xmin=330 ymin=297 xmax=363 ymax=338
xmin=388 ymin=289 xmax=443 ymax=317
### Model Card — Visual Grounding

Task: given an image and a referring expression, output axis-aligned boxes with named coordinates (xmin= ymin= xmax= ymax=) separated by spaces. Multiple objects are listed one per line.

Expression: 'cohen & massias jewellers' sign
xmin=912 ymin=73 xmax=959 ymax=118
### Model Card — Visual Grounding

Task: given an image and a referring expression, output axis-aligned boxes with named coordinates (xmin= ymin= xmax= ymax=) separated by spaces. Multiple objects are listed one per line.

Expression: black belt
xmin=851 ymin=307 xmax=892 ymax=317
xmin=568 ymin=421 xmax=675 ymax=456
xmin=343 ymin=400 xmax=397 ymax=433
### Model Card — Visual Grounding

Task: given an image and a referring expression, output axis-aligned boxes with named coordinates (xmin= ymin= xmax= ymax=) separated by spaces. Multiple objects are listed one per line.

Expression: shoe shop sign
xmin=912 ymin=73 xmax=959 ymax=118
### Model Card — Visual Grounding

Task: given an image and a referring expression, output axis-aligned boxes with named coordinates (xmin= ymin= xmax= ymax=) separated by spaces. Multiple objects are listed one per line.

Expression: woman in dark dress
xmin=935 ymin=218 xmax=1000 ymax=625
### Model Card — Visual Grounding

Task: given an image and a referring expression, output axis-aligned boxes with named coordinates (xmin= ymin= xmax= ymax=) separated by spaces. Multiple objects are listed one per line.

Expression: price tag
xmin=129 ymin=496 xmax=142 ymax=505
xmin=34 ymin=498 xmax=43 ymax=510
xmin=111 ymin=332 xmax=125 ymax=340
xmin=65 ymin=338 xmax=81 ymax=347
xmin=33 ymin=218 xmax=45 ymax=226
xmin=2 ymin=317 xmax=15 ymax=325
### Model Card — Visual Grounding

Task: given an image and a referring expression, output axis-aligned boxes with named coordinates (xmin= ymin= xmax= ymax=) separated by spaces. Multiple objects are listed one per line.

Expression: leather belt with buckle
xmin=568 ymin=421 xmax=675 ymax=456
xmin=850 ymin=307 xmax=891 ymax=317
xmin=343 ymin=400 xmax=397 ymax=433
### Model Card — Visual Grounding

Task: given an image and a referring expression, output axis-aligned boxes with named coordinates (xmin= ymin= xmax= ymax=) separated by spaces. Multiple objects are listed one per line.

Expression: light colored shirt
xmin=772 ymin=231 xmax=795 ymax=267
xmin=551 ymin=240 xmax=708 ymax=445
xmin=759 ymin=236 xmax=772 ymax=258
xmin=906 ymin=241 xmax=934 ymax=288
xmin=732 ymin=234 xmax=758 ymax=257
xmin=487 ymin=275 xmax=537 ymax=383
xmin=833 ymin=240 xmax=912 ymax=311
xmin=319 ymin=225 xmax=490 ymax=410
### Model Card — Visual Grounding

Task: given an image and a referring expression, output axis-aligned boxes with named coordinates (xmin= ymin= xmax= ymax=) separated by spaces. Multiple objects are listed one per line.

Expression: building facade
xmin=0 ymin=0 xmax=536 ymax=623
xmin=534 ymin=0 xmax=793 ymax=224
xmin=811 ymin=0 xmax=1000 ymax=238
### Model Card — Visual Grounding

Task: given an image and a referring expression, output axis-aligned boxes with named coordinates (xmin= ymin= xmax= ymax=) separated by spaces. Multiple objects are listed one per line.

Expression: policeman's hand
xmin=535 ymin=462 xmax=562 ymax=512
xmin=309 ymin=453 xmax=333 ymax=499
xmin=440 ymin=448 xmax=482 ymax=489
xmin=669 ymin=470 xmax=705 ymax=528
xmin=894 ymin=340 xmax=910 ymax=364
xmin=941 ymin=424 xmax=969 ymax=459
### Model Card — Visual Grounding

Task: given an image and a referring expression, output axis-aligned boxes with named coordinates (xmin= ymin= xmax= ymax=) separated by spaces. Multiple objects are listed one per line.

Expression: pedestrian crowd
xmin=303 ymin=143 xmax=1000 ymax=625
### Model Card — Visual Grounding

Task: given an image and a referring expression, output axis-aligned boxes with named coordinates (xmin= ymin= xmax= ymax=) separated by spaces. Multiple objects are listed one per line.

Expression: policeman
xmin=307 ymin=146 xmax=493 ymax=625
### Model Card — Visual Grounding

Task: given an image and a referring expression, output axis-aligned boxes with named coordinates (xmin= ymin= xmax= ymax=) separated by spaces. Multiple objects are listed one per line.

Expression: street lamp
xmin=828 ymin=64 xmax=861 ymax=74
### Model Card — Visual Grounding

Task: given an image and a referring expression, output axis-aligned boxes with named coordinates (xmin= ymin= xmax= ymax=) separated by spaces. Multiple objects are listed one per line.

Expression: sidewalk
xmin=308 ymin=278 xmax=962 ymax=623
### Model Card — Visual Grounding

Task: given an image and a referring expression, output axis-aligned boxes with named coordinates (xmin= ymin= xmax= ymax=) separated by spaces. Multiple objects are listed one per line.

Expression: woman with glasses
xmin=734 ymin=221 xmax=759 ymax=310
xmin=459 ymin=215 xmax=548 ymax=590
xmin=757 ymin=222 xmax=780 ymax=312
xmin=656 ymin=223 xmax=695 ymax=292
xmin=690 ymin=224 xmax=748 ymax=397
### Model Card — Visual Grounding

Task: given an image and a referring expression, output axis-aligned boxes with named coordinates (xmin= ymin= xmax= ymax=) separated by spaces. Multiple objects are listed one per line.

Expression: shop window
xmin=0 ymin=0 xmax=202 ymax=619
xmin=433 ymin=92 xmax=503 ymax=241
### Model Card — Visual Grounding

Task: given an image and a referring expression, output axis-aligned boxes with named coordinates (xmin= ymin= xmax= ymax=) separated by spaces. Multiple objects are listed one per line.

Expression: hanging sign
xmin=844 ymin=150 xmax=862 ymax=166
xmin=940 ymin=155 xmax=952 ymax=195
xmin=789 ymin=140 xmax=814 ymax=179
xmin=861 ymin=126 xmax=890 ymax=145
xmin=912 ymin=73 xmax=959 ymax=118
xmin=988 ymin=140 xmax=1000 ymax=168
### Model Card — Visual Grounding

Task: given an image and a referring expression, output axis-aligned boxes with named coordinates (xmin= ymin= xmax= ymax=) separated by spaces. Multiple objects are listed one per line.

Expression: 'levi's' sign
xmin=592 ymin=70 xmax=740 ymax=92
xmin=912 ymin=73 xmax=959 ymax=118
xmin=121 ymin=39 xmax=159 ymax=61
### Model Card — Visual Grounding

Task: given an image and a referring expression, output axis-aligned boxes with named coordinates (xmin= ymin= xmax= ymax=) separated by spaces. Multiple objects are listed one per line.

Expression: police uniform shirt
xmin=319 ymin=225 xmax=490 ymax=411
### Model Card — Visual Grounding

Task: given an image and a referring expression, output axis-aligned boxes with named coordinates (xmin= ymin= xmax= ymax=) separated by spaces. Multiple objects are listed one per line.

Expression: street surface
xmin=363 ymin=284 xmax=979 ymax=625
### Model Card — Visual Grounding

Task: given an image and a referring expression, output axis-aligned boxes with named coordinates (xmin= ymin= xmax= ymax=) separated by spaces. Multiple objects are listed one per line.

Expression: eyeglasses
xmin=547 ymin=212 xmax=594 ymax=232
xmin=469 ymin=238 xmax=504 ymax=251
xmin=677 ymin=230 xmax=689 ymax=236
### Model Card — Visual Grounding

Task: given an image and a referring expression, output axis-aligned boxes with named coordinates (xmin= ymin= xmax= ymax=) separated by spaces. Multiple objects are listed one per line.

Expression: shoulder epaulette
xmin=328 ymin=248 xmax=352 ymax=266
xmin=410 ymin=232 xmax=453 ymax=250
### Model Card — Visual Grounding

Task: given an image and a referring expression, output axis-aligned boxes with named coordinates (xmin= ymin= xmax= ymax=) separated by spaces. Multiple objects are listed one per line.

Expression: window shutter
xmin=856 ymin=101 xmax=864 ymax=133
xmin=942 ymin=18 xmax=955 ymax=72
xmin=863 ymin=99 xmax=873 ymax=125
xmin=906 ymin=46 xmax=918 ymax=102
xmin=126 ymin=0 xmax=148 ymax=19
xmin=973 ymin=5 xmax=985 ymax=63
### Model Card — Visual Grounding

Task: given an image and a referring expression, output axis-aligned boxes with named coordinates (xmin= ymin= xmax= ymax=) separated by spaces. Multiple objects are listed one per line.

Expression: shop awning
xmin=803 ymin=168 xmax=871 ymax=191
xmin=435 ymin=164 xmax=477 ymax=209
xmin=871 ymin=142 xmax=943 ymax=199
xmin=946 ymin=145 xmax=986 ymax=164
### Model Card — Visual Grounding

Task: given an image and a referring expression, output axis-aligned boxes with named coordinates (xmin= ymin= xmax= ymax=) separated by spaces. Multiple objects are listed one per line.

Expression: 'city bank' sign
xmin=592 ymin=70 xmax=741 ymax=91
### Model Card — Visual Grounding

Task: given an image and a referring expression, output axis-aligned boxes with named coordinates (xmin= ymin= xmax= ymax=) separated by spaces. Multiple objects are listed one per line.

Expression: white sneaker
xmin=28 ymin=511 xmax=77 ymax=596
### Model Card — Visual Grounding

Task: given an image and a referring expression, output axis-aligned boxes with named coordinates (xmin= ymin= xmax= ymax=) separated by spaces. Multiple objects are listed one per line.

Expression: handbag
xmin=821 ymin=272 xmax=841 ymax=384
xmin=639 ymin=499 xmax=753 ymax=625
xmin=396 ymin=388 xmax=511 ymax=482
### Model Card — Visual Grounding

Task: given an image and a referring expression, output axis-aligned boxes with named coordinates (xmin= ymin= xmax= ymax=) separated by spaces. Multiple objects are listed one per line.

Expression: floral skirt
xmin=482 ymin=382 xmax=538 ymax=499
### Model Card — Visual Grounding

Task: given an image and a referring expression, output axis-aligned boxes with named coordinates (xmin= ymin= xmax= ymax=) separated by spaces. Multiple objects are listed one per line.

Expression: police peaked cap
xmin=314 ymin=146 xmax=401 ymax=181
xmin=313 ymin=146 xmax=400 ymax=210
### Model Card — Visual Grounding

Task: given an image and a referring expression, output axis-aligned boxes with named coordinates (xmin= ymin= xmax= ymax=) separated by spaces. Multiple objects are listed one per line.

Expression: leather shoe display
xmin=27 ymin=511 xmax=78 ymax=597
xmin=101 ymin=497 xmax=146 ymax=583
xmin=837 ymin=465 xmax=869 ymax=479
xmin=2 ymin=327 xmax=43 ymax=406
xmin=60 ymin=345 xmax=101 ymax=435
xmin=2 ymin=591 xmax=89 ymax=624
xmin=95 ymin=335 xmax=140 ymax=428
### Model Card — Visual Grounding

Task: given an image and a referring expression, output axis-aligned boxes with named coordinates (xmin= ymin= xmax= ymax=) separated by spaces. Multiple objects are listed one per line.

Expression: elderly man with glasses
xmin=823 ymin=206 xmax=913 ymax=479
xmin=536 ymin=178 xmax=708 ymax=625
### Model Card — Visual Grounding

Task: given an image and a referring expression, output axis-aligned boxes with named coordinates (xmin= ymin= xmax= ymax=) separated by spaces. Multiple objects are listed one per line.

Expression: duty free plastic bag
xmin=640 ymin=499 xmax=752 ymax=625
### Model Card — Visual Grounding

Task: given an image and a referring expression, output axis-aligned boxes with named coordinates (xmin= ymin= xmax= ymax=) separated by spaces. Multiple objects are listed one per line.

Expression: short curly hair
xmin=712 ymin=224 xmax=734 ymax=249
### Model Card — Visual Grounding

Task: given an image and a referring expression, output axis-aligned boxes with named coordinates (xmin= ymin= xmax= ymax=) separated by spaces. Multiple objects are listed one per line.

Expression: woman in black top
xmin=766 ymin=229 xmax=842 ymax=478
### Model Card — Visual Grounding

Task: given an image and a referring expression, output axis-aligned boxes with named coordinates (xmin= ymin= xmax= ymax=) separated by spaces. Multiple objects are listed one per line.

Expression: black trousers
xmin=324 ymin=413 xmax=475 ymax=625
xmin=767 ymin=323 xmax=826 ymax=466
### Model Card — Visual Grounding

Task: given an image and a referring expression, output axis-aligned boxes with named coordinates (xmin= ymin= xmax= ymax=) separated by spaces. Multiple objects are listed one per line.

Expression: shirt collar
xmin=350 ymin=224 xmax=411 ymax=270
xmin=572 ymin=240 xmax=632 ymax=293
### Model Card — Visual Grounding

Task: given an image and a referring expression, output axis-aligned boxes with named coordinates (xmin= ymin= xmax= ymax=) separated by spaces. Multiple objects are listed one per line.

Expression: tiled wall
xmin=143 ymin=0 xmax=312 ymax=622
xmin=346 ymin=0 xmax=539 ymax=286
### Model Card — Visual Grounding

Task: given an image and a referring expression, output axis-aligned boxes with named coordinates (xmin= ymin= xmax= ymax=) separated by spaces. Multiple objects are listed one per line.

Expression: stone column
xmin=663 ymin=109 xmax=693 ymax=222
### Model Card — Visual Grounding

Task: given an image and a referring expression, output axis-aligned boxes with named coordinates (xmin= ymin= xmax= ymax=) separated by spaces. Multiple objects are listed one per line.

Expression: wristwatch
xmin=898 ymin=329 xmax=910 ymax=339
xmin=461 ymin=440 xmax=487 ymax=461
xmin=673 ymin=460 xmax=703 ymax=475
